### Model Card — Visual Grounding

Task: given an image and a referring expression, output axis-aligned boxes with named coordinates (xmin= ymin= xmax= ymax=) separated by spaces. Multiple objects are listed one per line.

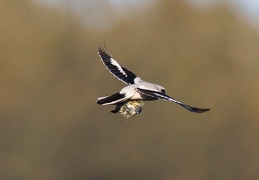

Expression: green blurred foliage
xmin=1 ymin=0 xmax=259 ymax=179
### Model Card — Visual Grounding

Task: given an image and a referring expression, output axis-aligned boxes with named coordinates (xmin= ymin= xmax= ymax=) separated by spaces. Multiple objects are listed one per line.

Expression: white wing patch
xmin=98 ymin=47 xmax=138 ymax=85
xmin=134 ymin=77 xmax=142 ymax=84
xmin=110 ymin=58 xmax=127 ymax=76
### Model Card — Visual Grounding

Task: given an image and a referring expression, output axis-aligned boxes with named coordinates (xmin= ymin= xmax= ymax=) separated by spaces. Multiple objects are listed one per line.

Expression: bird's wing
xmin=136 ymin=88 xmax=210 ymax=113
xmin=98 ymin=47 xmax=138 ymax=85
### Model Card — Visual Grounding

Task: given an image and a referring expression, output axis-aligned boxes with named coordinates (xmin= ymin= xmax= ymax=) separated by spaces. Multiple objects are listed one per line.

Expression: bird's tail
xmin=96 ymin=92 xmax=126 ymax=105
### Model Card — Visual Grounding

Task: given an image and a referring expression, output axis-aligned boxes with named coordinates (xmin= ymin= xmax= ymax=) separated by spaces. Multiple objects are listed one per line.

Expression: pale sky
xmin=34 ymin=0 xmax=259 ymax=28
xmin=186 ymin=0 xmax=259 ymax=20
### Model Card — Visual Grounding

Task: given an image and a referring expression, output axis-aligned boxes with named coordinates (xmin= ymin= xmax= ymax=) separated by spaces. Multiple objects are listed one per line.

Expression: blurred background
xmin=1 ymin=0 xmax=259 ymax=179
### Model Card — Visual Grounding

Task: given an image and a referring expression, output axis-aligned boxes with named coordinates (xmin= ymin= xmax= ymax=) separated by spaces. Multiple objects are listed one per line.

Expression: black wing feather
xmin=137 ymin=88 xmax=210 ymax=113
xmin=98 ymin=47 xmax=137 ymax=85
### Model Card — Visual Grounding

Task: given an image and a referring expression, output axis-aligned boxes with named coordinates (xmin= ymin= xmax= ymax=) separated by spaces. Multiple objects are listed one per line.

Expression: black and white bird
xmin=96 ymin=46 xmax=210 ymax=113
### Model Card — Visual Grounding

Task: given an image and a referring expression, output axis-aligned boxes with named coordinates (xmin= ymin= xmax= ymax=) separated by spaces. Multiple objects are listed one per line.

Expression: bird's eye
xmin=161 ymin=89 xmax=166 ymax=93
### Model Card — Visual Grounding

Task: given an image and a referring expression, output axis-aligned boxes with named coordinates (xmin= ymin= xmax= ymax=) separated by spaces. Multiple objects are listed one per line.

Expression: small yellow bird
xmin=112 ymin=100 xmax=144 ymax=119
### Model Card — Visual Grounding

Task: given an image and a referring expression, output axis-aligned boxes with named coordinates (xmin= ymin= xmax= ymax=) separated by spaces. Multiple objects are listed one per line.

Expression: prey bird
xmin=96 ymin=46 xmax=210 ymax=114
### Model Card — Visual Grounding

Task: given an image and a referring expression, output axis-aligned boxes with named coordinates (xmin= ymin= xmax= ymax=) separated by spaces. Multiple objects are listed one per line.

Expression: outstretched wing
xmin=136 ymin=88 xmax=210 ymax=113
xmin=98 ymin=47 xmax=138 ymax=85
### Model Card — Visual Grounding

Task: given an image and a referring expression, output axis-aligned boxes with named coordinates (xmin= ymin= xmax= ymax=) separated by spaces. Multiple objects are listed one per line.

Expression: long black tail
xmin=96 ymin=92 xmax=125 ymax=105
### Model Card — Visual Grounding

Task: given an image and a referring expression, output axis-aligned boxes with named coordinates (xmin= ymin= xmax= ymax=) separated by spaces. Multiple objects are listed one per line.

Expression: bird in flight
xmin=96 ymin=46 xmax=210 ymax=114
